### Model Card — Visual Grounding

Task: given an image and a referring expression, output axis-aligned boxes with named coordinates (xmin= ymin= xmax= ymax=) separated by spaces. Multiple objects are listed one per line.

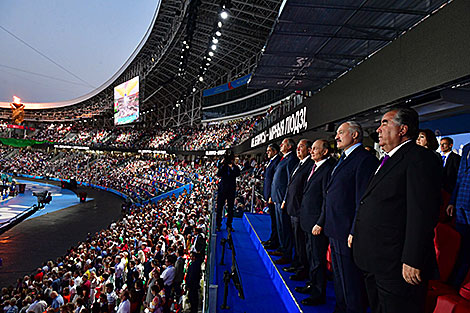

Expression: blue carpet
xmin=214 ymin=218 xmax=289 ymax=313
xmin=0 ymin=179 xmax=89 ymax=223
xmin=243 ymin=213 xmax=336 ymax=313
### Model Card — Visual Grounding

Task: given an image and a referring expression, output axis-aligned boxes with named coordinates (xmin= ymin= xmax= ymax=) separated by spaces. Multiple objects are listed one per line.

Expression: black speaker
xmin=79 ymin=192 xmax=87 ymax=203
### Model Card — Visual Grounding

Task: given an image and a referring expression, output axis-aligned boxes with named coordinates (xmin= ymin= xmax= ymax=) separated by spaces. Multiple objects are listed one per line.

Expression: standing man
xmin=186 ymin=252 xmax=203 ymax=313
xmin=216 ymin=151 xmax=240 ymax=232
xmin=440 ymin=137 xmax=461 ymax=195
xmin=324 ymin=121 xmax=379 ymax=313
xmin=282 ymin=139 xmax=314 ymax=279
xmin=447 ymin=143 xmax=470 ymax=286
xmin=353 ymin=107 xmax=441 ymax=313
xmin=296 ymin=139 xmax=336 ymax=306
xmin=261 ymin=143 xmax=281 ymax=250
xmin=269 ymin=138 xmax=299 ymax=265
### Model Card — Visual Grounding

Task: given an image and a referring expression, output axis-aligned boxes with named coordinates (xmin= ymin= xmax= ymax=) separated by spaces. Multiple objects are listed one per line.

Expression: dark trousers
xmin=363 ymin=271 xmax=427 ymax=313
xmin=275 ymin=202 xmax=293 ymax=259
xmin=188 ymin=288 xmax=199 ymax=313
xmin=267 ymin=202 xmax=279 ymax=245
xmin=216 ymin=191 xmax=235 ymax=229
xmin=305 ymin=231 xmax=328 ymax=300
xmin=451 ymin=222 xmax=470 ymax=286
xmin=329 ymin=238 xmax=366 ymax=313
xmin=291 ymin=216 xmax=308 ymax=269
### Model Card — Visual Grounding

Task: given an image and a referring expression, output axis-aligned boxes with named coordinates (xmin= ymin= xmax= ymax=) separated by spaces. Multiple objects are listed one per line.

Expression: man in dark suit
xmin=440 ymin=137 xmax=461 ymax=195
xmin=324 ymin=121 xmax=379 ymax=313
xmin=216 ymin=151 xmax=241 ymax=231
xmin=261 ymin=143 xmax=281 ymax=249
xmin=447 ymin=143 xmax=470 ymax=286
xmin=296 ymin=139 xmax=336 ymax=306
xmin=269 ymin=138 xmax=299 ymax=265
xmin=353 ymin=108 xmax=441 ymax=313
xmin=186 ymin=251 xmax=203 ymax=313
xmin=281 ymin=139 xmax=314 ymax=280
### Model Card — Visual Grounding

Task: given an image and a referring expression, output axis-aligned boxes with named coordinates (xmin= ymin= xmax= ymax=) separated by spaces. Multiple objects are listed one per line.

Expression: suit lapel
xmin=361 ymin=142 xmax=412 ymax=199
xmin=327 ymin=147 xmax=362 ymax=188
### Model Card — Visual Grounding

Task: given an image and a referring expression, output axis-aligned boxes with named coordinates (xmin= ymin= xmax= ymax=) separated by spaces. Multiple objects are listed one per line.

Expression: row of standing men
xmin=262 ymin=107 xmax=455 ymax=313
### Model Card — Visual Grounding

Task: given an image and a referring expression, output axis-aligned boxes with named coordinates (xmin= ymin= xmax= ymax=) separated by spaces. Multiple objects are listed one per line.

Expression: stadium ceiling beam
xmin=262 ymin=51 xmax=367 ymax=60
xmin=277 ymin=20 xmax=408 ymax=33
xmin=287 ymin=3 xmax=430 ymax=16
xmin=274 ymin=30 xmax=392 ymax=42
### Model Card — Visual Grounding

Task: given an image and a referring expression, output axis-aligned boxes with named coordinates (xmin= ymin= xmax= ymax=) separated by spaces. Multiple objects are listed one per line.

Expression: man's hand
xmin=347 ymin=234 xmax=353 ymax=248
xmin=268 ymin=197 xmax=273 ymax=204
xmin=312 ymin=225 xmax=322 ymax=235
xmin=446 ymin=204 xmax=455 ymax=217
xmin=402 ymin=263 xmax=422 ymax=285
xmin=281 ymin=201 xmax=286 ymax=210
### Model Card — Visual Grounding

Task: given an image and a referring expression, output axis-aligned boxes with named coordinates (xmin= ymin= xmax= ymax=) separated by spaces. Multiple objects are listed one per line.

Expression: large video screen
xmin=114 ymin=76 xmax=139 ymax=125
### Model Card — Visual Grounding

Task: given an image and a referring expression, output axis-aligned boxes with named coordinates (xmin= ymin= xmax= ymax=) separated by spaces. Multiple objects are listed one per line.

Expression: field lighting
xmin=220 ymin=10 xmax=228 ymax=19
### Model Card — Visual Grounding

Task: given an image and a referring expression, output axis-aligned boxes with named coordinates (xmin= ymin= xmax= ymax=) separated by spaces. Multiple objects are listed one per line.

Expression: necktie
xmin=379 ymin=154 xmax=390 ymax=169
xmin=291 ymin=162 xmax=302 ymax=178
xmin=442 ymin=155 xmax=446 ymax=166
xmin=307 ymin=164 xmax=317 ymax=181
xmin=331 ymin=152 xmax=346 ymax=175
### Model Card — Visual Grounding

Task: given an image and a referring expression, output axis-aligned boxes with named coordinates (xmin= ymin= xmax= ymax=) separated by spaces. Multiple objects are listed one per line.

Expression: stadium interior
xmin=1 ymin=0 xmax=470 ymax=313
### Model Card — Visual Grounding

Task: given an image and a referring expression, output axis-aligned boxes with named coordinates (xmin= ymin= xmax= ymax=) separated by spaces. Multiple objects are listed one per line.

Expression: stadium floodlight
xmin=211 ymin=44 xmax=217 ymax=50
xmin=220 ymin=10 xmax=229 ymax=19
xmin=216 ymin=31 xmax=222 ymax=37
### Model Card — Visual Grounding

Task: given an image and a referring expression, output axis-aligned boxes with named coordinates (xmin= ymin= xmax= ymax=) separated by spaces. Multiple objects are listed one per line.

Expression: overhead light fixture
xmin=212 ymin=38 xmax=218 ymax=44
xmin=218 ymin=21 xmax=223 ymax=28
xmin=207 ymin=57 xmax=211 ymax=61
xmin=211 ymin=44 xmax=217 ymax=50
xmin=206 ymin=62 xmax=210 ymax=66
xmin=192 ymin=87 xmax=196 ymax=92
xmin=208 ymin=51 xmax=214 ymax=57
xmin=199 ymin=76 xmax=204 ymax=82
xmin=220 ymin=10 xmax=229 ymax=19
xmin=215 ymin=31 xmax=222 ymax=37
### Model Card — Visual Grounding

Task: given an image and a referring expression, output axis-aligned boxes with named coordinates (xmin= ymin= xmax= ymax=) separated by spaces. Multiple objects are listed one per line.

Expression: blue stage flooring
xmin=244 ymin=213 xmax=336 ymax=313
xmin=0 ymin=179 xmax=87 ymax=224
xmin=215 ymin=218 xmax=289 ymax=313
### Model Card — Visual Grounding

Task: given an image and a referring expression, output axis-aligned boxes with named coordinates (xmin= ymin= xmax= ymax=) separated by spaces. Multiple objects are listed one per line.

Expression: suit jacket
xmin=285 ymin=158 xmax=314 ymax=217
xmin=186 ymin=258 xmax=202 ymax=290
xmin=323 ymin=146 xmax=379 ymax=241
xmin=442 ymin=152 xmax=461 ymax=194
xmin=450 ymin=143 xmax=470 ymax=225
xmin=353 ymin=142 xmax=441 ymax=277
xmin=263 ymin=155 xmax=280 ymax=201
xmin=216 ymin=163 xmax=240 ymax=195
xmin=271 ymin=152 xmax=299 ymax=204
xmin=300 ymin=157 xmax=336 ymax=233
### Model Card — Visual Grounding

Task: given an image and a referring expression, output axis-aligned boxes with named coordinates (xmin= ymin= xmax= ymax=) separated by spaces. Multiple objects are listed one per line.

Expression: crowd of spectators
xmin=0 ymin=151 xmax=197 ymax=203
xmin=0 ymin=147 xmax=217 ymax=313
xmin=0 ymin=116 xmax=260 ymax=151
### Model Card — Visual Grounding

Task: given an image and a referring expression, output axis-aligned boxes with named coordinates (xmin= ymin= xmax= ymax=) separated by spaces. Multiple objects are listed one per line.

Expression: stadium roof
xmin=248 ymin=0 xmax=451 ymax=91
xmin=0 ymin=0 xmax=282 ymax=127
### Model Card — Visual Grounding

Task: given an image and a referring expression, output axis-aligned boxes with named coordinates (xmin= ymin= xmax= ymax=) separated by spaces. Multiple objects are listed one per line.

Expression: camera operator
xmin=216 ymin=151 xmax=240 ymax=232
